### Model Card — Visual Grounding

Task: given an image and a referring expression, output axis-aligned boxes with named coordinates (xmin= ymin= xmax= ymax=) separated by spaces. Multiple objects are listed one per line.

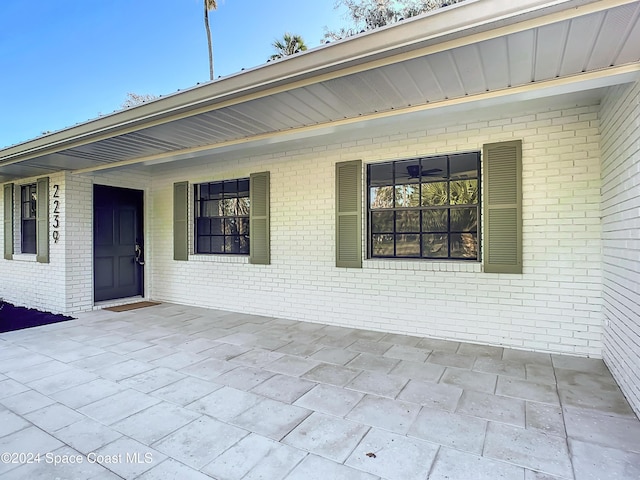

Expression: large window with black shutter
xmin=194 ymin=178 xmax=250 ymax=255
xmin=367 ymin=152 xmax=480 ymax=260
xmin=173 ymin=174 xmax=270 ymax=263
xmin=3 ymin=178 xmax=49 ymax=262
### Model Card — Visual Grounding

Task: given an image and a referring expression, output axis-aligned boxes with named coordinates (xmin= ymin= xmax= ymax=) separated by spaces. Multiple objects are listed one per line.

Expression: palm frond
xmin=269 ymin=32 xmax=308 ymax=61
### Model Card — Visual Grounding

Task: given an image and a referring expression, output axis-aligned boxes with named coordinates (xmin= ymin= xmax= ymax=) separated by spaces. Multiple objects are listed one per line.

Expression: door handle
xmin=135 ymin=243 xmax=145 ymax=266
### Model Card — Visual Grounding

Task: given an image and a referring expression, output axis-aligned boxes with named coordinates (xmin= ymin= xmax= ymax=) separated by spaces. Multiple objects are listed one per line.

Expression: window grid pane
xmin=195 ymin=178 xmax=250 ymax=255
xmin=21 ymin=184 xmax=37 ymax=254
xmin=367 ymin=153 xmax=480 ymax=260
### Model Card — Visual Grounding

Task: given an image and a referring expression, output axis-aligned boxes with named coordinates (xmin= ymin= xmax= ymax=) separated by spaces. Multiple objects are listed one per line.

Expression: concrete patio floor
xmin=0 ymin=303 xmax=639 ymax=480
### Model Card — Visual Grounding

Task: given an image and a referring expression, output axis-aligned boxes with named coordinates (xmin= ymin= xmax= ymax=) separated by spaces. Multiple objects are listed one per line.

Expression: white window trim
xmin=11 ymin=253 xmax=37 ymax=262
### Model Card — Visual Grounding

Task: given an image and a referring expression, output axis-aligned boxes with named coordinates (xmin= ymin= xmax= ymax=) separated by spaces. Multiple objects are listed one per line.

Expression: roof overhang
xmin=1 ymin=0 xmax=639 ymax=182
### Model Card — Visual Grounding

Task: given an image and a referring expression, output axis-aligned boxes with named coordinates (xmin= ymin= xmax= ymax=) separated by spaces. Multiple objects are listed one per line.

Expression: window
xmin=21 ymin=183 xmax=37 ymax=254
xmin=194 ymin=178 xmax=250 ymax=254
xmin=4 ymin=178 xmax=50 ymax=263
xmin=368 ymin=152 xmax=480 ymax=260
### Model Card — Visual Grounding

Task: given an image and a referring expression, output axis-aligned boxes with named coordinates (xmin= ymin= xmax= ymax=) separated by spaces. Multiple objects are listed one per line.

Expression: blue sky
xmin=0 ymin=0 xmax=346 ymax=148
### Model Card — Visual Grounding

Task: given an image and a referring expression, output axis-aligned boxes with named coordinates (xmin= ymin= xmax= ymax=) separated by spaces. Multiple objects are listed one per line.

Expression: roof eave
xmin=0 ymin=0 xmax=630 ymax=165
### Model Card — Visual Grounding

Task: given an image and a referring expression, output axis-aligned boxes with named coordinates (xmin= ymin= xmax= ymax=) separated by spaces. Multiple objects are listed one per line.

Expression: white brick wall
xmin=0 ymin=99 xmax=606 ymax=357
xmin=63 ymin=174 xmax=94 ymax=312
xmin=149 ymin=99 xmax=604 ymax=356
xmin=600 ymin=81 xmax=640 ymax=416
xmin=0 ymin=172 xmax=68 ymax=313
xmin=0 ymin=168 xmax=152 ymax=314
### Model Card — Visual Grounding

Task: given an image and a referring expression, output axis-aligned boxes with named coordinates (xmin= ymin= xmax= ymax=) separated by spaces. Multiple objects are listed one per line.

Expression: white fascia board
xmin=0 ymin=0 xmax=636 ymax=165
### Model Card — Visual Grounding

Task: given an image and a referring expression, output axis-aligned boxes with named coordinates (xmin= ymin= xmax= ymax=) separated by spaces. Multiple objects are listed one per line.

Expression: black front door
xmin=94 ymin=185 xmax=144 ymax=302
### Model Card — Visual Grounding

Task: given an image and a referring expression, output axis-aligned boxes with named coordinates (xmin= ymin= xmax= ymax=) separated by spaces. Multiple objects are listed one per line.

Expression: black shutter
xmin=3 ymin=183 xmax=13 ymax=260
xmin=36 ymin=177 xmax=49 ymax=263
xmin=336 ymin=160 xmax=362 ymax=268
xmin=173 ymin=181 xmax=189 ymax=261
xmin=249 ymin=172 xmax=270 ymax=265
xmin=483 ymin=140 xmax=523 ymax=274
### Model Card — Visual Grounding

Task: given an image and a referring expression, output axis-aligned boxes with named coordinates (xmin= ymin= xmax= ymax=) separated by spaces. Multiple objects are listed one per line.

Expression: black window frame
xmin=367 ymin=152 xmax=481 ymax=260
xmin=194 ymin=178 xmax=250 ymax=255
xmin=20 ymin=183 xmax=37 ymax=254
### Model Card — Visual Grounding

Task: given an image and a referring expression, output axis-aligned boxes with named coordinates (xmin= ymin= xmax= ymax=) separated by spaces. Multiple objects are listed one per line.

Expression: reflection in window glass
xmin=450 ymin=208 xmax=477 ymax=232
xmin=420 ymin=156 xmax=447 ymax=181
xmin=367 ymin=152 xmax=480 ymax=260
xmin=423 ymin=233 xmax=448 ymax=258
xmin=237 ymin=218 xmax=249 ymax=235
xmin=369 ymin=163 xmax=393 ymax=186
xmin=21 ymin=184 xmax=37 ymax=254
xmin=450 ymin=180 xmax=478 ymax=205
xmin=225 ymin=236 xmax=243 ymax=254
xmin=238 ymin=197 xmax=250 ymax=215
xmin=372 ymin=234 xmax=394 ymax=256
xmin=371 ymin=211 xmax=394 ymax=233
xmin=396 ymin=211 xmax=420 ymax=233
xmin=209 ymin=182 xmax=223 ymax=198
xmin=197 ymin=236 xmax=211 ymax=253
xmin=238 ymin=179 xmax=250 ymax=196
xmin=197 ymin=218 xmax=211 ymax=235
xmin=370 ymin=186 xmax=394 ymax=209
xmin=396 ymin=159 xmax=421 ymax=184
xmin=195 ymin=178 xmax=250 ymax=254
xmin=395 ymin=185 xmax=420 ymax=207
xmin=223 ymin=181 xmax=238 ymax=195
xmin=422 ymin=209 xmax=448 ymax=232
xmin=450 ymin=233 xmax=478 ymax=259
xmin=202 ymin=199 xmax=220 ymax=217
xmin=450 ymin=153 xmax=478 ymax=179
xmin=222 ymin=198 xmax=237 ymax=216
xmin=211 ymin=236 xmax=225 ymax=253
xmin=396 ymin=234 xmax=420 ymax=257
xmin=421 ymin=182 xmax=448 ymax=206
xmin=210 ymin=218 xmax=224 ymax=235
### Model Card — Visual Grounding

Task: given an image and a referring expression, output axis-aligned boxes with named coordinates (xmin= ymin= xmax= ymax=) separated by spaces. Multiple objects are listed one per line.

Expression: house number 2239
xmin=52 ymin=184 xmax=61 ymax=243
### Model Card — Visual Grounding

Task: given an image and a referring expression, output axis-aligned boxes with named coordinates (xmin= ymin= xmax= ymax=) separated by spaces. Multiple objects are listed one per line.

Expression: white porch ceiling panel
xmin=2 ymin=1 xmax=640 ymax=180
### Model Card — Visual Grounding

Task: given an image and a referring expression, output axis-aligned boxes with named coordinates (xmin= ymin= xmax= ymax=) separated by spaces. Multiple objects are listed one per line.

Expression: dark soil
xmin=0 ymin=301 xmax=74 ymax=333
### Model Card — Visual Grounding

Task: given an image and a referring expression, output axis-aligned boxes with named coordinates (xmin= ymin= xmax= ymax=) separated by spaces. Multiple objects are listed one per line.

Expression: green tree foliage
xmin=324 ymin=0 xmax=466 ymax=41
xmin=370 ymin=178 xmax=478 ymax=257
xmin=269 ymin=33 xmax=308 ymax=61
xmin=121 ymin=92 xmax=159 ymax=108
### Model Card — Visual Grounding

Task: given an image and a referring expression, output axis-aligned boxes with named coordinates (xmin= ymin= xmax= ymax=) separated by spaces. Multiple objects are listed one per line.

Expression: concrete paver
xmin=0 ymin=302 xmax=639 ymax=479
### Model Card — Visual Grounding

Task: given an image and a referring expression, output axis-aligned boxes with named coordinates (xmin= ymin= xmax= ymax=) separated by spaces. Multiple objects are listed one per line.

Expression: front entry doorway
xmin=94 ymin=185 xmax=144 ymax=302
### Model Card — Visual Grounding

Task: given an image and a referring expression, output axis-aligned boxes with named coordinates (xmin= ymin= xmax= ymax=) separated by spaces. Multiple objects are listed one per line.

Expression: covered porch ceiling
xmin=1 ymin=0 xmax=639 ymax=183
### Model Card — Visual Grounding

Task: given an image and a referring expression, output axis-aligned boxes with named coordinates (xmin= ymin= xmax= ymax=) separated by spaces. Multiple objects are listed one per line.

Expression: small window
xmin=194 ymin=178 xmax=250 ymax=254
xmin=21 ymin=183 xmax=37 ymax=254
xmin=367 ymin=152 xmax=480 ymax=260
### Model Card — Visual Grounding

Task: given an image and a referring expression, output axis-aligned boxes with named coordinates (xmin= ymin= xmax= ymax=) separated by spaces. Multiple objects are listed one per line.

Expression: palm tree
xmin=323 ymin=0 xmax=466 ymax=42
xmin=204 ymin=0 xmax=217 ymax=80
xmin=269 ymin=33 xmax=308 ymax=61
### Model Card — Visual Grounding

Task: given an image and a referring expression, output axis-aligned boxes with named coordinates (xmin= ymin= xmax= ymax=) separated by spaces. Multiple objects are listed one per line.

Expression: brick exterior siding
xmin=600 ymin=81 xmax=640 ymax=416
xmin=0 ymin=94 xmax=610 ymax=361
xmin=149 ymin=99 xmax=603 ymax=357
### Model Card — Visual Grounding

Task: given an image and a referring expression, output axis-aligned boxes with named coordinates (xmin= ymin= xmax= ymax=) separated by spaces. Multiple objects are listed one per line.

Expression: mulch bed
xmin=0 ymin=301 xmax=74 ymax=333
